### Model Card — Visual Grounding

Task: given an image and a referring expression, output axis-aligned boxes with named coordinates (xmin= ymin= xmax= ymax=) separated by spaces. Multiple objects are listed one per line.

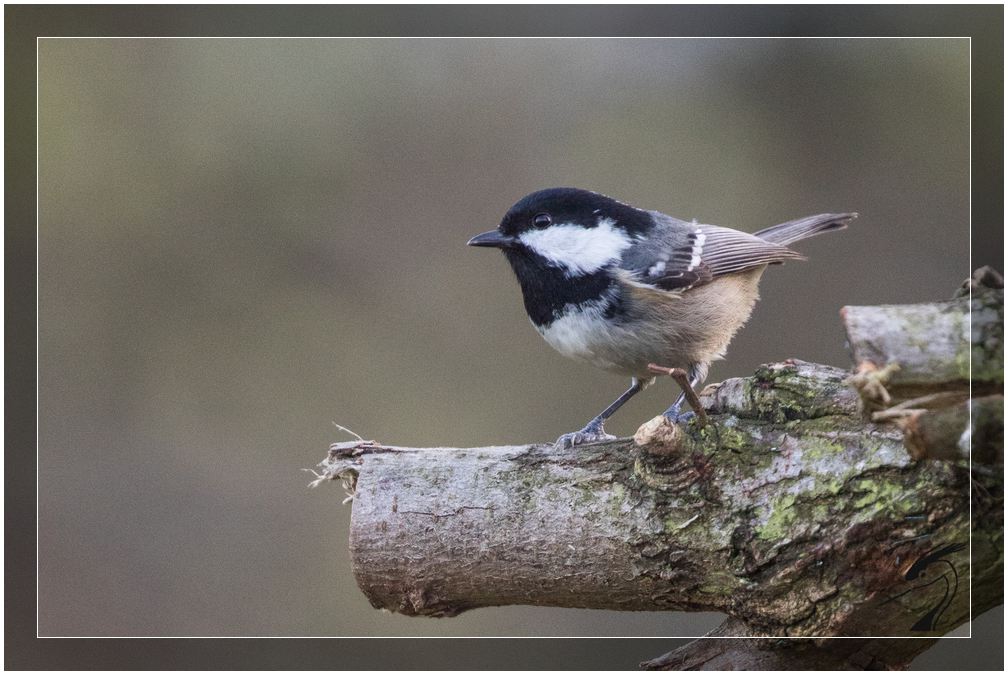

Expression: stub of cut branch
xmin=841 ymin=277 xmax=1002 ymax=404
xmin=896 ymin=394 xmax=1003 ymax=464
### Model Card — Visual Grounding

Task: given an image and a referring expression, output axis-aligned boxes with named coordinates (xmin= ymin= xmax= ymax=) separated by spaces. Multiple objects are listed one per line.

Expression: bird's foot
xmin=662 ymin=404 xmax=697 ymax=424
xmin=554 ymin=420 xmax=615 ymax=450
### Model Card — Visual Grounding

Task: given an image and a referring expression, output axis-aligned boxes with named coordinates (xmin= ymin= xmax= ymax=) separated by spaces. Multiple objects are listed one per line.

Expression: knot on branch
xmin=633 ymin=415 xmax=684 ymax=453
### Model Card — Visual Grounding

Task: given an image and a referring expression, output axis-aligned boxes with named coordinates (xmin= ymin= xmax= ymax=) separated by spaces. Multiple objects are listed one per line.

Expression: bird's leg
xmin=650 ymin=363 xmax=708 ymax=426
xmin=554 ymin=378 xmax=645 ymax=450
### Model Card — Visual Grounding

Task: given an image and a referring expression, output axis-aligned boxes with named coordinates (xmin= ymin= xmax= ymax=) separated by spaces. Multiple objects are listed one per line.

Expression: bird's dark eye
xmin=532 ymin=213 xmax=552 ymax=229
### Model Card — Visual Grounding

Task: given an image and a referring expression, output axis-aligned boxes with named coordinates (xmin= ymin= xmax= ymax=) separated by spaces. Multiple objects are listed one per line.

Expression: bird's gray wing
xmin=619 ymin=213 xmax=804 ymax=291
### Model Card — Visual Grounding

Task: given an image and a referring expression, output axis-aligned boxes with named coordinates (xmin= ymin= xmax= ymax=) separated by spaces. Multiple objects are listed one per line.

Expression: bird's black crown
xmin=499 ymin=187 xmax=654 ymax=237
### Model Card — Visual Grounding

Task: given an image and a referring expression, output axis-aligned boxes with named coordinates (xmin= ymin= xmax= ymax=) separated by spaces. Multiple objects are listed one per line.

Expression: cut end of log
xmin=633 ymin=414 xmax=683 ymax=453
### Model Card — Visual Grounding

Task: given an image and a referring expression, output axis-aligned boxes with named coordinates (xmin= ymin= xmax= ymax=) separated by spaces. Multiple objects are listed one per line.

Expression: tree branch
xmin=314 ymin=270 xmax=1003 ymax=668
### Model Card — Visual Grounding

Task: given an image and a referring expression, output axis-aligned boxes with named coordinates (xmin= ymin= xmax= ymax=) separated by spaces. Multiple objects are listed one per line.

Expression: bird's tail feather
xmin=754 ymin=212 xmax=857 ymax=246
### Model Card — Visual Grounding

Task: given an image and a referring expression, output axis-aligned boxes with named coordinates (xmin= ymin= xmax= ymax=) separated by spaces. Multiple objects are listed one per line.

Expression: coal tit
xmin=469 ymin=187 xmax=855 ymax=450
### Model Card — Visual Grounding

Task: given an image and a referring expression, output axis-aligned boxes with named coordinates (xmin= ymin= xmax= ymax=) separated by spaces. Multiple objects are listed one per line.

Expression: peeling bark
xmin=314 ymin=272 xmax=1003 ymax=669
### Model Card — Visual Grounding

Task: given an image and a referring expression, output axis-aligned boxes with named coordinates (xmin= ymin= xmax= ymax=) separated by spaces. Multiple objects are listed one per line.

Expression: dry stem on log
xmin=314 ymin=272 xmax=1003 ymax=669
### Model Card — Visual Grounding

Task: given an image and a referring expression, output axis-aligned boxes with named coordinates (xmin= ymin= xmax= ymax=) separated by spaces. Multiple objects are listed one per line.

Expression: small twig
xmin=302 ymin=467 xmax=330 ymax=489
xmin=327 ymin=420 xmax=379 ymax=460
xmin=331 ymin=420 xmax=366 ymax=442
xmin=872 ymin=407 xmax=928 ymax=422
xmin=647 ymin=363 xmax=709 ymax=427
xmin=846 ymin=361 xmax=901 ymax=409
xmin=871 ymin=391 xmax=967 ymax=422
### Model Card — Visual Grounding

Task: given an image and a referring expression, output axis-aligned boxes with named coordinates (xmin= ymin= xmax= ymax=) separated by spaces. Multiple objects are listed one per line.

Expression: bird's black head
xmin=467 ymin=187 xmax=653 ymax=277
xmin=467 ymin=187 xmax=654 ymax=325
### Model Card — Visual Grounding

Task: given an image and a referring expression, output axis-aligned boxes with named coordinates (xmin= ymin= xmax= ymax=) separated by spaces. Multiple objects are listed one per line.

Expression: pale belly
xmin=535 ymin=269 xmax=766 ymax=378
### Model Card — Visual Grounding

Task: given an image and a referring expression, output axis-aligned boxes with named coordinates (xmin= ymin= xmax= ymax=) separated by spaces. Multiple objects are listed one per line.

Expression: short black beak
xmin=467 ymin=229 xmax=515 ymax=249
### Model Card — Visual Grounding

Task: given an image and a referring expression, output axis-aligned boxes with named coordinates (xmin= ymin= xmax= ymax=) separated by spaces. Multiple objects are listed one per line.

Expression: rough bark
xmin=313 ymin=271 xmax=1003 ymax=669
xmin=841 ymin=266 xmax=1002 ymax=405
xmin=639 ymin=617 xmax=943 ymax=670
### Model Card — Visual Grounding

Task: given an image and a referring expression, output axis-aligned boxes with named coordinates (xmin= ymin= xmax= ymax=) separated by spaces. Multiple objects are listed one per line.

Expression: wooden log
xmin=317 ymin=360 xmax=1000 ymax=638
xmin=314 ymin=271 xmax=1004 ymax=668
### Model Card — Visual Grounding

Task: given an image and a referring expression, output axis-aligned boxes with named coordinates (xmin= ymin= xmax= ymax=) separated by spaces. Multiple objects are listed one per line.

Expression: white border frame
xmin=35 ymin=34 xmax=971 ymax=640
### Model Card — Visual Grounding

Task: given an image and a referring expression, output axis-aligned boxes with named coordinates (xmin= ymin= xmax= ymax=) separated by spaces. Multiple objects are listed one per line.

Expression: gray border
xmin=10 ymin=4 xmax=1003 ymax=669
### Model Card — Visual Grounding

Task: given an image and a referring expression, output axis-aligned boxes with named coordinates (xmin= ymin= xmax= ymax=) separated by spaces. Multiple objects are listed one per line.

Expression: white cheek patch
xmin=517 ymin=217 xmax=632 ymax=275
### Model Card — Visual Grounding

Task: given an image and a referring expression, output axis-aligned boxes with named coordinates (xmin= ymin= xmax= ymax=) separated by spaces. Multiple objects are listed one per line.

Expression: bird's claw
xmin=662 ymin=405 xmax=696 ymax=424
xmin=553 ymin=424 xmax=616 ymax=450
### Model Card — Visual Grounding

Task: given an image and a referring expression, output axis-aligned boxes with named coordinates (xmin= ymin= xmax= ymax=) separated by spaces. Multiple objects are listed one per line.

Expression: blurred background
xmin=38 ymin=37 xmax=994 ymax=654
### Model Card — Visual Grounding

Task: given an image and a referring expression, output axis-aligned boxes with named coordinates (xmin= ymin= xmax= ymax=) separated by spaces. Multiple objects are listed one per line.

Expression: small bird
xmin=468 ymin=187 xmax=855 ymax=449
